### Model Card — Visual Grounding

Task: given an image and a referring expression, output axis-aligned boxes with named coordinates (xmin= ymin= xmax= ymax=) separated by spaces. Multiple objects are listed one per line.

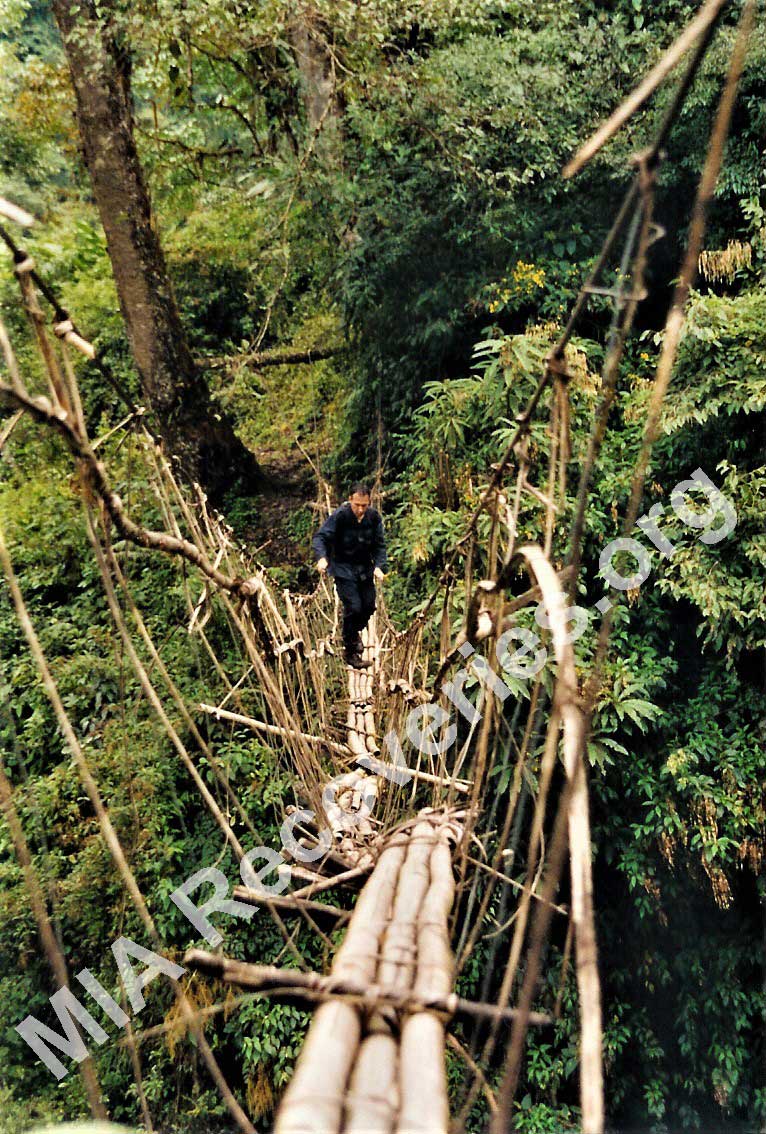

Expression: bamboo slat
xmin=397 ymin=823 xmax=457 ymax=1132
xmin=377 ymin=821 xmax=435 ymax=995
xmin=274 ymin=837 xmax=408 ymax=1132
xmin=398 ymin=1014 xmax=448 ymax=1133
xmin=275 ymin=1001 xmax=361 ymax=1133
xmin=344 ymin=1032 xmax=399 ymax=1134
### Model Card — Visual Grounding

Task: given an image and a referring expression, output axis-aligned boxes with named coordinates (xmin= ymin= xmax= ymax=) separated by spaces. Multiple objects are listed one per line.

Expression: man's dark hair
xmin=349 ymin=481 xmax=371 ymax=498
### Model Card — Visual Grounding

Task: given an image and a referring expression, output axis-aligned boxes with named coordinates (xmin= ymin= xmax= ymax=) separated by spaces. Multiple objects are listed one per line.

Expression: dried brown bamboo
xmin=199 ymin=702 xmax=349 ymax=756
xmin=103 ymin=541 xmax=259 ymax=841
xmin=85 ymin=510 xmax=247 ymax=861
xmin=518 ymin=546 xmax=602 ymax=1134
xmin=184 ymin=951 xmax=551 ymax=1028
xmin=562 ymin=0 xmax=728 ymax=177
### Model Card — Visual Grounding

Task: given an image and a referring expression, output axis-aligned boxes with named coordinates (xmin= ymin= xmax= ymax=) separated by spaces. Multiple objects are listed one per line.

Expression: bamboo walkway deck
xmin=273 ymin=621 xmax=463 ymax=1132
xmin=274 ymin=810 xmax=461 ymax=1134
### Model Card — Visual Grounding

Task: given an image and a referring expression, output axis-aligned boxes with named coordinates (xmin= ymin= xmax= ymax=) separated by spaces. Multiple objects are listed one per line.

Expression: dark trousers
xmin=334 ymin=573 xmax=376 ymax=653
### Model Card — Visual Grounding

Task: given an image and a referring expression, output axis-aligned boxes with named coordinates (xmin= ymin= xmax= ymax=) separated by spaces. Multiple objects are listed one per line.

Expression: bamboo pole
xmin=378 ymin=821 xmax=435 ymax=994
xmin=199 ymin=703 xmax=349 ymax=756
xmin=289 ymin=864 xmax=370 ymax=900
xmin=563 ymin=0 xmax=728 ymax=177
xmin=345 ymin=1032 xmax=399 ymax=1134
xmin=275 ymin=837 xmax=408 ymax=1133
xmin=184 ymin=952 xmax=551 ymax=1027
xmin=414 ymin=831 xmax=457 ymax=1002
xmin=231 ymin=887 xmax=350 ymax=926
xmin=406 ymin=768 xmax=472 ymax=794
xmin=398 ymin=822 xmax=457 ymax=1134
xmin=0 ymin=196 xmax=34 ymax=226
xmin=398 ymin=1014 xmax=447 ymax=1134
xmin=347 ymin=731 xmax=369 ymax=758
xmin=518 ymin=546 xmax=602 ymax=1134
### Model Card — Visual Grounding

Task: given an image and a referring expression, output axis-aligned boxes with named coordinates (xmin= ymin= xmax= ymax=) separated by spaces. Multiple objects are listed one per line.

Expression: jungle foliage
xmin=0 ymin=0 xmax=764 ymax=1131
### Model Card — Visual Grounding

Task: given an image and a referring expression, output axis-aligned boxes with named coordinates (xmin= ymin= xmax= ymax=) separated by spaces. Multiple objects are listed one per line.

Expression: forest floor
xmin=220 ymin=342 xmax=346 ymax=588
xmin=243 ymin=448 xmax=319 ymax=590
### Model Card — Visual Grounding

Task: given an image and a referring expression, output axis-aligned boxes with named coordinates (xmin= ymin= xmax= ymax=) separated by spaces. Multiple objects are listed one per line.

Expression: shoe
xmin=345 ymin=651 xmax=371 ymax=670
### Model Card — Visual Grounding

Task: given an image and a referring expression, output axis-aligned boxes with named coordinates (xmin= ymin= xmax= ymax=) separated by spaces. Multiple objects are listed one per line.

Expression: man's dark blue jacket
xmin=312 ymin=503 xmax=388 ymax=581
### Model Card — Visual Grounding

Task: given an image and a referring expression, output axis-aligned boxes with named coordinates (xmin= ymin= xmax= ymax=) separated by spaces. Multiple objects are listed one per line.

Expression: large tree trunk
xmin=288 ymin=7 xmax=341 ymax=137
xmin=51 ymin=0 xmax=267 ymax=501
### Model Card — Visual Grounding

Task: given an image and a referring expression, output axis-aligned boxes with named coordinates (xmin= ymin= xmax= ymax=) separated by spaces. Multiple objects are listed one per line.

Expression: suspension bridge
xmin=0 ymin=1 xmax=752 ymax=1130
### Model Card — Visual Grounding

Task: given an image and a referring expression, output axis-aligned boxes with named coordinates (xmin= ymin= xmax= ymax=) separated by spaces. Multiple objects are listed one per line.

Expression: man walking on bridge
xmin=313 ymin=483 xmax=387 ymax=670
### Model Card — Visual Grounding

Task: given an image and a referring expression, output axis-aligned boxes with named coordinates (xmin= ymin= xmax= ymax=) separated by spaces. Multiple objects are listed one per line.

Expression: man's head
xmin=348 ymin=482 xmax=371 ymax=522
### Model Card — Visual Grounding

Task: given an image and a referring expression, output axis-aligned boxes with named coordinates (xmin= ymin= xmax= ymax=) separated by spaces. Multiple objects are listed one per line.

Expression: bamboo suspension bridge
xmin=0 ymin=3 xmax=753 ymax=1130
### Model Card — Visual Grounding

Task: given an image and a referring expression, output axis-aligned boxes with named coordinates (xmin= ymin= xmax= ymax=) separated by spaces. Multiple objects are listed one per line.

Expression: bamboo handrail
xmin=184 ymin=950 xmax=552 ymax=1028
xmin=199 ymin=702 xmax=350 ymax=755
xmin=231 ymin=887 xmax=351 ymax=925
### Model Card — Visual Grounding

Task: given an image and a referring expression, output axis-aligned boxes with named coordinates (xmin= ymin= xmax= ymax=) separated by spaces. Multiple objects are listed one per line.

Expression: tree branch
xmin=0 ymin=377 xmax=253 ymax=600
xmin=134 ymin=124 xmax=245 ymax=159
xmin=203 ymin=344 xmax=341 ymax=371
